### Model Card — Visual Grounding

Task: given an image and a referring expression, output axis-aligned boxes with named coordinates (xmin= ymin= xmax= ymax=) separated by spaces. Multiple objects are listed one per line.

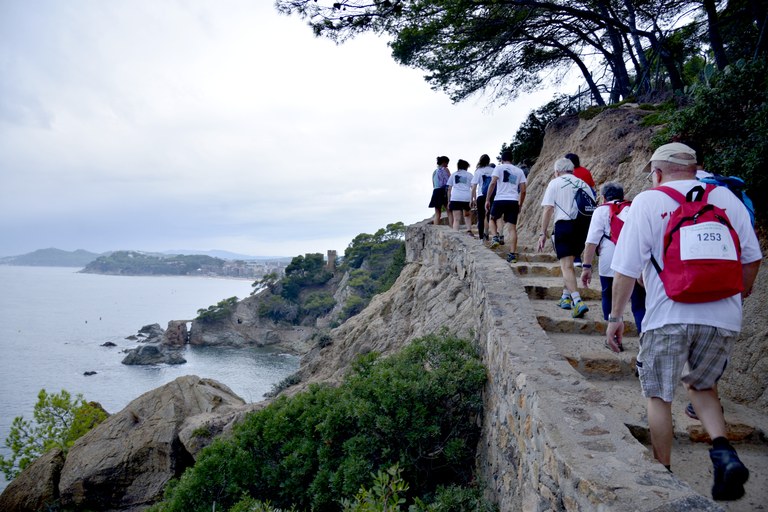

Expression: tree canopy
xmin=276 ymin=0 xmax=768 ymax=105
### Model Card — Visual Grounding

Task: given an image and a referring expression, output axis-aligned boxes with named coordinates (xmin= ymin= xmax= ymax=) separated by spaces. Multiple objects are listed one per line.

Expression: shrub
xmin=340 ymin=295 xmax=367 ymax=321
xmin=302 ymin=292 xmax=336 ymax=320
xmin=0 ymin=389 xmax=108 ymax=480
xmin=654 ymin=58 xmax=768 ymax=225
xmin=152 ymin=332 xmax=486 ymax=512
xmin=257 ymin=295 xmax=300 ymax=324
xmin=196 ymin=296 xmax=239 ymax=324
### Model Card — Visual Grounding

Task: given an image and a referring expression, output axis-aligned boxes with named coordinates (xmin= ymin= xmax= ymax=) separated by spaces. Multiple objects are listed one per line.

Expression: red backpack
xmin=602 ymin=200 xmax=631 ymax=244
xmin=650 ymin=184 xmax=743 ymax=303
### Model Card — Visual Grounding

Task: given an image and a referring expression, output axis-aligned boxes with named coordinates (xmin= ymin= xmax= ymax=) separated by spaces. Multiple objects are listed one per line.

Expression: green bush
xmin=257 ymin=295 xmax=300 ymax=324
xmin=281 ymin=254 xmax=333 ymax=302
xmin=0 ymin=389 xmax=108 ymax=480
xmin=302 ymin=292 xmax=337 ymax=320
xmin=152 ymin=332 xmax=486 ymax=512
xmin=654 ymin=58 xmax=768 ymax=224
xmin=196 ymin=296 xmax=239 ymax=324
xmin=340 ymin=296 xmax=367 ymax=321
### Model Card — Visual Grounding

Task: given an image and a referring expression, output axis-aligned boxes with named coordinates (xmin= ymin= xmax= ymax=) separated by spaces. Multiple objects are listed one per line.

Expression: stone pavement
xmin=487 ymin=240 xmax=768 ymax=512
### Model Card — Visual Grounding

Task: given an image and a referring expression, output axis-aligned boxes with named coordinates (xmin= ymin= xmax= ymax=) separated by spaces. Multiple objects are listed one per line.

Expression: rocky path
xmin=488 ymin=241 xmax=768 ymax=511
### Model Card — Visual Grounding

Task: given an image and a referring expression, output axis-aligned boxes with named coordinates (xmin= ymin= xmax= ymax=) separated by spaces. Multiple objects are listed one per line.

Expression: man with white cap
xmin=606 ymin=142 xmax=762 ymax=501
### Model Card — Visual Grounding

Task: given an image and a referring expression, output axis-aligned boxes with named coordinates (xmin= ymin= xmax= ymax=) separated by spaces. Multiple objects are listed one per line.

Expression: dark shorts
xmin=448 ymin=201 xmax=471 ymax=212
xmin=553 ymin=219 xmax=588 ymax=259
xmin=428 ymin=187 xmax=448 ymax=209
xmin=489 ymin=200 xmax=519 ymax=224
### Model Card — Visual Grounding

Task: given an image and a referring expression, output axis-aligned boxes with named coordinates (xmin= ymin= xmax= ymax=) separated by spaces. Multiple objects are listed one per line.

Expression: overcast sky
xmin=0 ymin=0 xmax=559 ymax=258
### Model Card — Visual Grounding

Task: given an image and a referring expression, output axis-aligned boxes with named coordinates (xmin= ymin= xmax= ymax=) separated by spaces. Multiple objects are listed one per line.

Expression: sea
xmin=0 ymin=265 xmax=300 ymax=494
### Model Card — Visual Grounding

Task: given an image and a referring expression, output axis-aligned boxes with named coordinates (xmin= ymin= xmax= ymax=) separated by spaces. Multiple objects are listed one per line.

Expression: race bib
xmin=679 ymin=222 xmax=737 ymax=261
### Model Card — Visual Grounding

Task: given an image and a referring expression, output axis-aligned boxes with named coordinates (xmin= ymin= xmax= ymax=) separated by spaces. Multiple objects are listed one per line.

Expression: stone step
xmin=546 ymin=332 xmax=638 ymax=380
xmin=485 ymin=245 xmax=559 ymax=263
xmin=524 ymin=281 xmax=602 ymax=301
xmin=505 ymin=243 xmax=768 ymax=511
xmin=512 ymin=262 xmax=563 ymax=277
xmin=532 ymin=299 xmax=639 ymax=337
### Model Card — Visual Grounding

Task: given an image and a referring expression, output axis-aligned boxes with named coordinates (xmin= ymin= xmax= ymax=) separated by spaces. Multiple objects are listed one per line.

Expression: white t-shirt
xmin=471 ymin=166 xmax=495 ymax=198
xmin=611 ymin=179 xmax=762 ymax=332
xmin=585 ymin=201 xmax=631 ymax=277
xmin=448 ymin=170 xmax=474 ymax=202
xmin=541 ymin=174 xmax=594 ymax=223
xmin=491 ymin=163 xmax=527 ymax=201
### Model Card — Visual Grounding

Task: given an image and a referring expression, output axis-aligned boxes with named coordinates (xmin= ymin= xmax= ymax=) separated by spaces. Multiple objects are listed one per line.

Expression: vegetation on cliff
xmin=149 ymin=332 xmax=488 ymax=512
xmin=0 ymin=389 xmax=108 ymax=480
xmin=196 ymin=296 xmax=240 ymax=324
xmin=255 ymin=222 xmax=407 ymax=326
xmin=653 ymin=58 xmax=768 ymax=225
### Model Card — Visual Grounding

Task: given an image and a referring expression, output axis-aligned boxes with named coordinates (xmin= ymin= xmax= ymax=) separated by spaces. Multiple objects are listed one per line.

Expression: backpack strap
xmin=649 ymin=184 xmax=717 ymax=274
xmin=653 ymin=185 xmax=687 ymax=204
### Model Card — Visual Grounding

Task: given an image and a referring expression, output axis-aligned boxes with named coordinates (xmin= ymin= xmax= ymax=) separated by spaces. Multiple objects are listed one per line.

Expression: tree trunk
xmin=703 ymin=0 xmax=729 ymax=69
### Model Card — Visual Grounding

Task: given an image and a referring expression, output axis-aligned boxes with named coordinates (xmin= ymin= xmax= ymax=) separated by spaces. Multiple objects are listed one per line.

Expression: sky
xmin=0 ymin=0 xmax=559 ymax=258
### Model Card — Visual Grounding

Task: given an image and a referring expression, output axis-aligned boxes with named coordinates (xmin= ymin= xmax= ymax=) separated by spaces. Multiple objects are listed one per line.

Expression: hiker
xmin=536 ymin=157 xmax=594 ymax=318
xmin=565 ymin=152 xmax=596 ymax=192
xmin=485 ymin=150 xmax=527 ymax=263
xmin=606 ymin=142 xmax=762 ymax=500
xmin=447 ymin=159 xmax=475 ymax=235
xmin=429 ymin=156 xmax=451 ymax=226
xmin=580 ymin=181 xmax=646 ymax=333
xmin=470 ymin=154 xmax=495 ymax=241
xmin=565 ymin=153 xmax=595 ymax=267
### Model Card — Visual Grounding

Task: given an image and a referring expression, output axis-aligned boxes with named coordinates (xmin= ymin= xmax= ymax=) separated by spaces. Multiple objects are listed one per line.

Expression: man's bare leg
xmin=559 ymin=255 xmax=578 ymax=294
xmin=648 ymin=397 xmax=674 ymax=467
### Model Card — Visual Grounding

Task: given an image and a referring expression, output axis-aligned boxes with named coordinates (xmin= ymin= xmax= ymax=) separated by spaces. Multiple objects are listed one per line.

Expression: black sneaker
xmin=506 ymin=252 xmax=517 ymax=263
xmin=710 ymin=446 xmax=750 ymax=501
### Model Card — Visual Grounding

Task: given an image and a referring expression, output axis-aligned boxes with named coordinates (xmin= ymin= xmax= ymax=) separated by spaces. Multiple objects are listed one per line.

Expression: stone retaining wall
xmin=406 ymin=219 xmax=722 ymax=511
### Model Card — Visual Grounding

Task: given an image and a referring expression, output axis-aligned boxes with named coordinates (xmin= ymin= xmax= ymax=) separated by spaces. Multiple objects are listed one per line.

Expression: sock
xmin=571 ymin=292 xmax=582 ymax=303
xmin=712 ymin=436 xmax=732 ymax=451
xmin=562 ymin=289 xmax=570 ymax=299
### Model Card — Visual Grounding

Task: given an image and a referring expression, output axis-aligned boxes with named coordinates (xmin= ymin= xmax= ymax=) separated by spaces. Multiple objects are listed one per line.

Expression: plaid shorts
xmin=636 ymin=324 xmax=736 ymax=402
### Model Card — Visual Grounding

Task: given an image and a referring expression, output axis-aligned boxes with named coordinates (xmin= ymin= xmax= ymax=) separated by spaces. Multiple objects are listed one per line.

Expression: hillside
xmin=0 ymin=248 xmax=100 ymax=267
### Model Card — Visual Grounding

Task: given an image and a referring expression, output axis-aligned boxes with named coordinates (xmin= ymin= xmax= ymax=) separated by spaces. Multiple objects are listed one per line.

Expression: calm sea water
xmin=0 ymin=266 xmax=299 ymax=493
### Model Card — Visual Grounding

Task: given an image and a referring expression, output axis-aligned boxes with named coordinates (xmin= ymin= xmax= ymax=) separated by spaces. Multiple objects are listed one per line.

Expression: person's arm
xmin=485 ymin=177 xmax=498 ymax=209
xmin=518 ymin=182 xmax=527 ymax=209
xmin=470 ymin=183 xmax=478 ymax=205
xmin=742 ymin=259 xmax=762 ymax=299
xmin=581 ymin=242 xmax=598 ymax=287
xmin=537 ymin=205 xmax=554 ymax=252
xmin=606 ymin=272 xmax=636 ymax=352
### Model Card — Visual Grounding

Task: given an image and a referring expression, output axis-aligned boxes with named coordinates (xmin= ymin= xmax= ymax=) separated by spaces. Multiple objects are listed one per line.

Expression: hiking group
xmin=429 ymin=142 xmax=762 ymax=502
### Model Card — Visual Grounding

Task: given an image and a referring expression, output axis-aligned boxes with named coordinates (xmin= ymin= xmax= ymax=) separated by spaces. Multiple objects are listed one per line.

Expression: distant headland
xmin=0 ymin=248 xmax=290 ymax=279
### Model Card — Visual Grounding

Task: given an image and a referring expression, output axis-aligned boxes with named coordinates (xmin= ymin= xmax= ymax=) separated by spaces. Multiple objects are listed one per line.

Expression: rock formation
xmin=121 ymin=343 xmax=186 ymax=365
xmin=0 ymin=376 xmax=249 ymax=511
xmin=121 ymin=322 xmax=189 ymax=365
xmin=0 ymin=449 xmax=64 ymax=512
xmin=188 ymin=292 xmax=315 ymax=354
